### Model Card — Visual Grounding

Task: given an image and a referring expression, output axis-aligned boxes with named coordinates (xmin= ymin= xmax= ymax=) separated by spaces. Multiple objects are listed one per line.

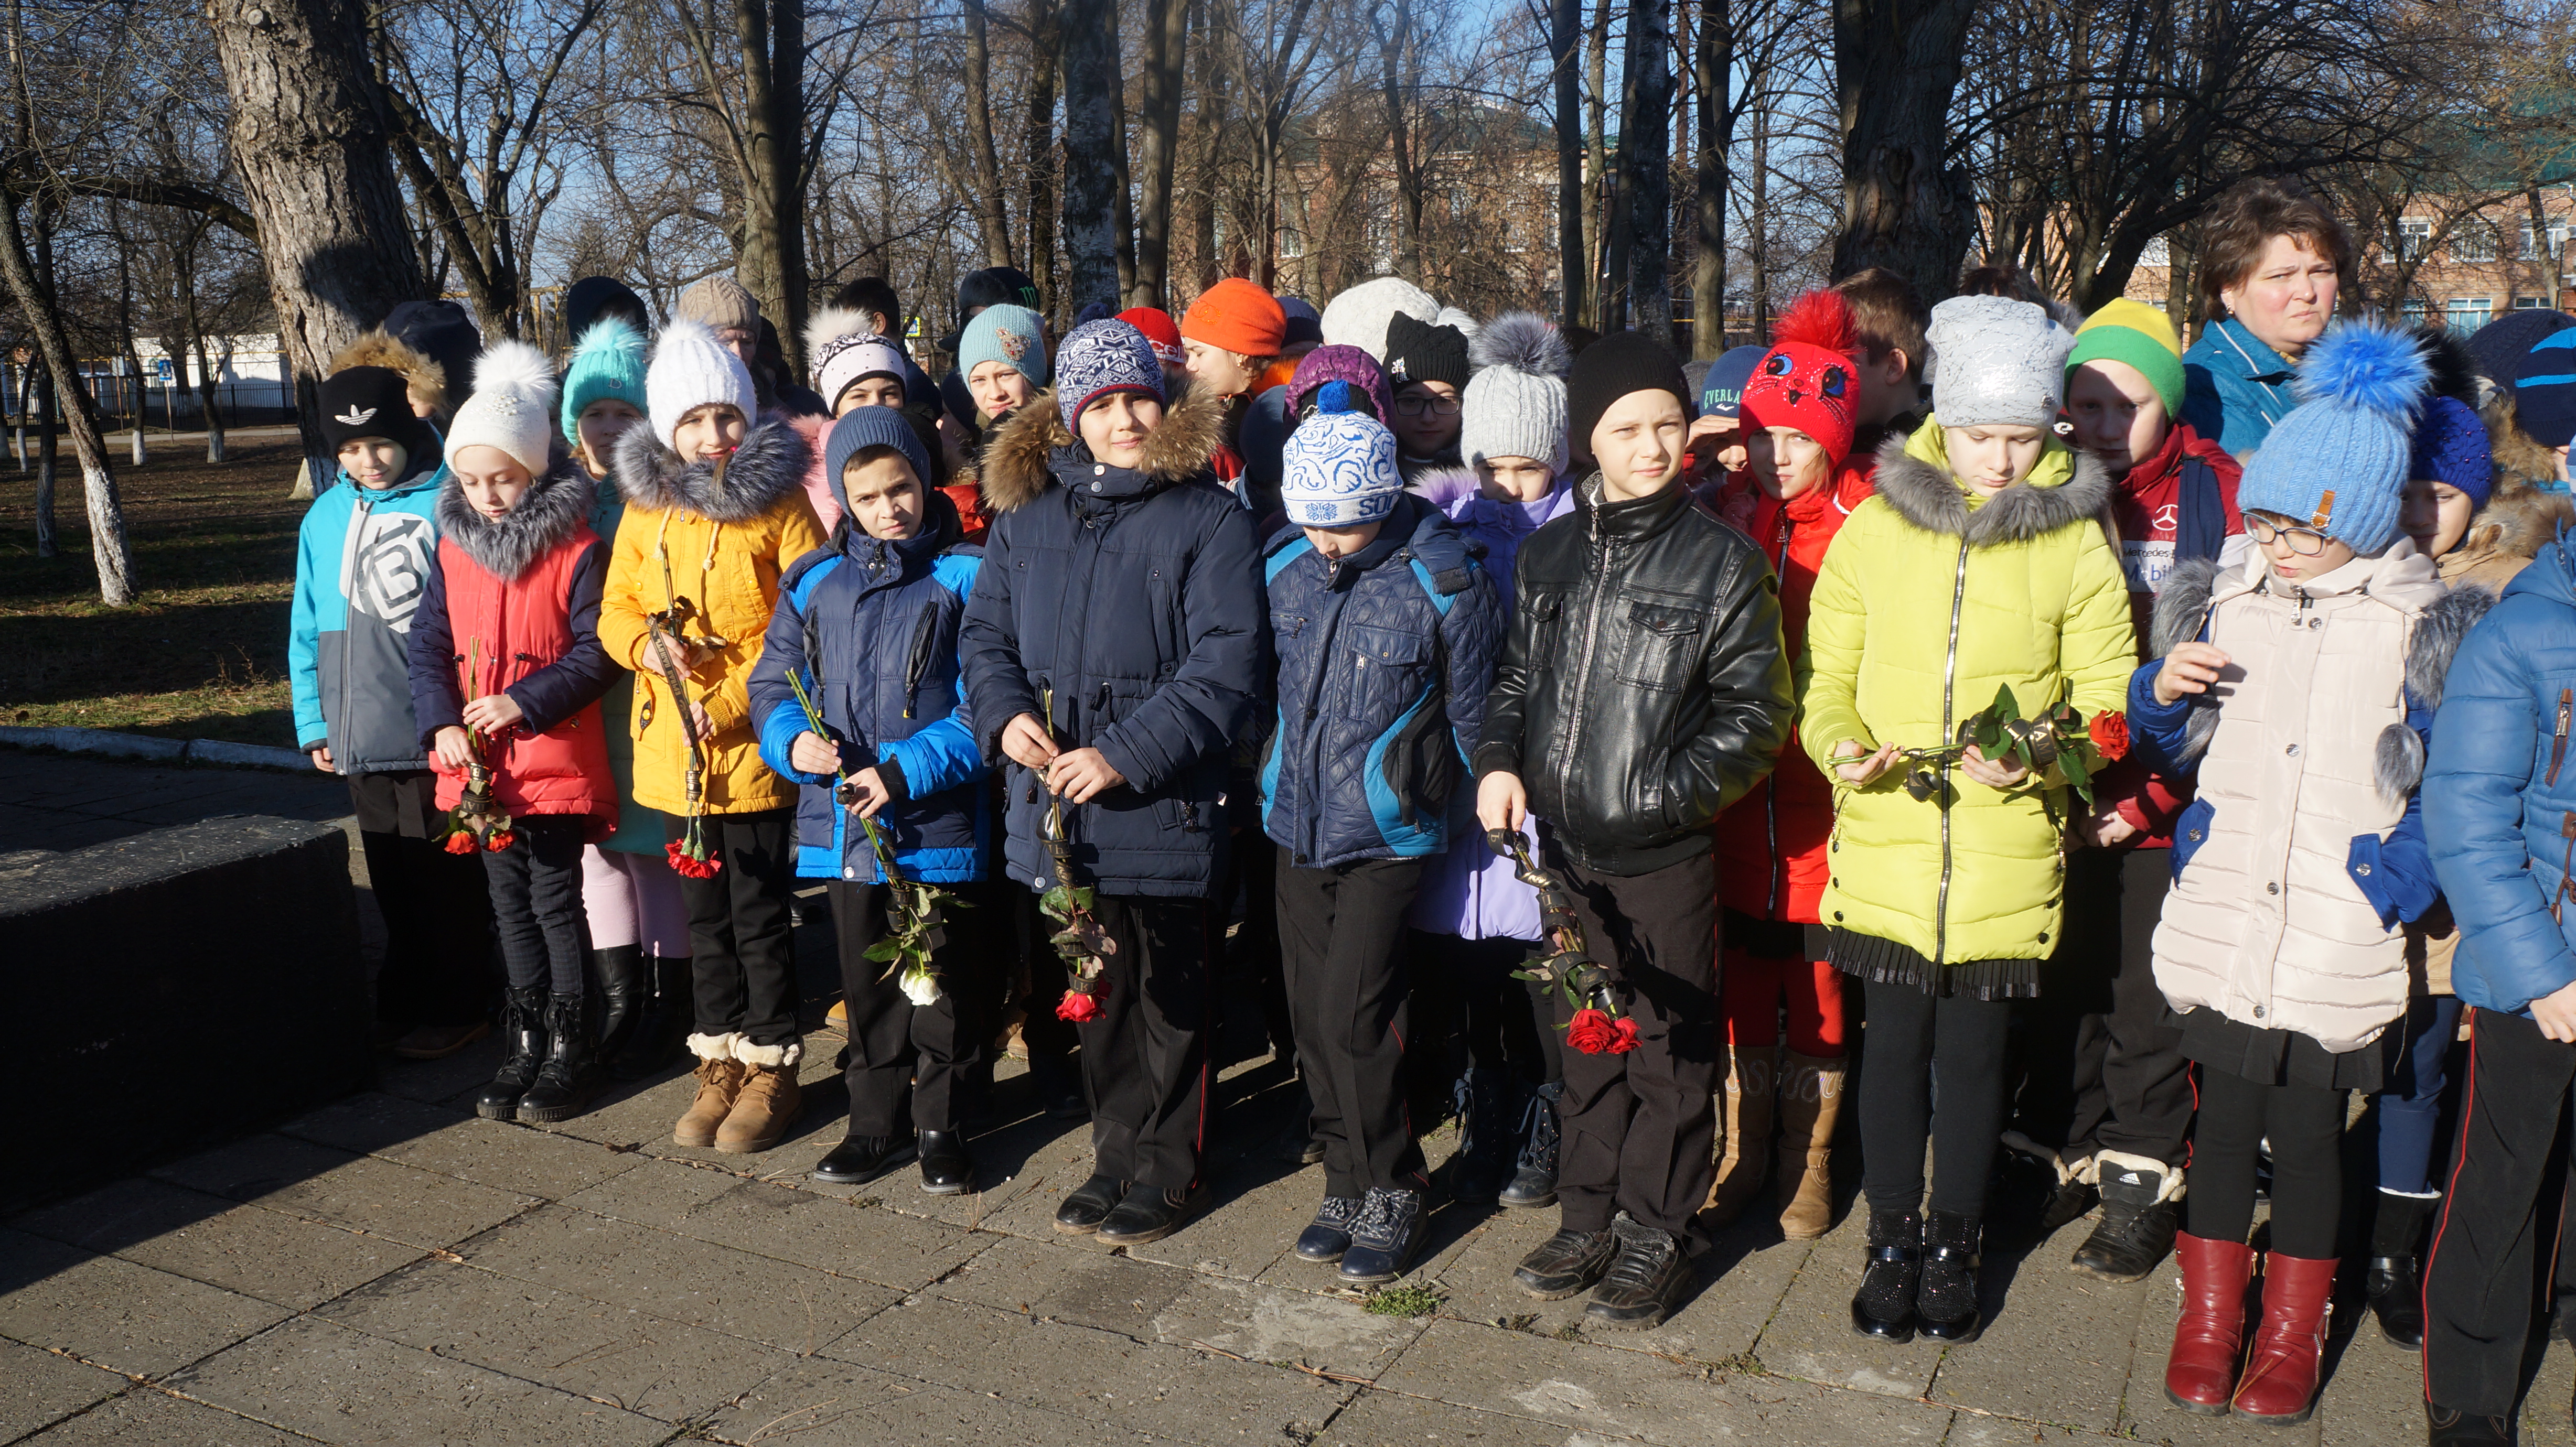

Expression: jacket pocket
xmin=1613 ymin=598 xmax=1704 ymax=692
xmin=1523 ymin=589 xmax=1566 ymax=670
xmin=1339 ymin=623 xmax=1431 ymax=722
xmin=2172 ymin=796 xmax=2215 ymax=878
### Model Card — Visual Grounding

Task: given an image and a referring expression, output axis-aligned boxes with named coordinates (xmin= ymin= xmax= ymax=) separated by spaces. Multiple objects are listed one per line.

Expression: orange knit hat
xmin=1180 ymin=278 xmax=1286 ymax=357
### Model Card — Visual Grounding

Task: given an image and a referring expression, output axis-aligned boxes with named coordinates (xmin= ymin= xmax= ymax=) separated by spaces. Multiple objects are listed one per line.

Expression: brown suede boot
xmin=674 ymin=1034 xmax=746 ymax=1148
xmin=1703 ymin=1044 xmax=1775 ymax=1225
xmin=1775 ymin=1051 xmax=1846 ymax=1240
xmin=717 ymin=1039 xmax=805 ymax=1154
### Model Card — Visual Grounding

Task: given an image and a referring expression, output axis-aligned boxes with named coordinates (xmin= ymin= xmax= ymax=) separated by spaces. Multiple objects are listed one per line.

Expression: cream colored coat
xmin=2150 ymin=544 xmax=2448 ymax=1053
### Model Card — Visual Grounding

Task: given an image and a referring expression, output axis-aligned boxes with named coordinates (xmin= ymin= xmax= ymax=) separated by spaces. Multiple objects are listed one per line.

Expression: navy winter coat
xmin=960 ymin=387 xmax=1265 ymax=898
xmin=2427 ymin=534 xmax=2576 ymax=1016
xmin=1260 ymin=494 xmax=1502 ymax=869
xmin=749 ymin=490 xmax=989 ymax=884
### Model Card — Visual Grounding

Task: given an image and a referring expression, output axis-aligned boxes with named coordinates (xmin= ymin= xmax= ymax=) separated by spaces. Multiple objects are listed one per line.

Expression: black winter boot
xmin=517 ymin=992 xmax=598 ymax=1123
xmin=2365 ymin=1189 xmax=2439 ymax=1350
xmin=1498 ymin=1080 xmax=1562 ymax=1209
xmin=1450 ymin=1069 xmax=1519 ymax=1207
xmin=2069 ymin=1151 xmax=2181 ymax=1283
xmin=1915 ymin=1210 xmax=1984 ymax=1342
xmin=477 ymin=987 xmax=550 ymax=1120
xmin=590 ymin=944 xmax=646 ymax=1065
xmin=1850 ymin=1207 xmax=1922 ymax=1342
xmin=610 ymin=954 xmax=691 ymax=1079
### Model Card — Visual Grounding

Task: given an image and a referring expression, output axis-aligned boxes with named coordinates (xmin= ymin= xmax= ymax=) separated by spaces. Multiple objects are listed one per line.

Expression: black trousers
xmin=353 ymin=770 xmax=494 ymax=1030
xmin=1545 ymin=842 xmax=1720 ymax=1240
xmin=829 ymin=878 xmax=994 ymax=1136
xmin=2425 ymin=1007 xmax=2576 ymax=1415
xmin=1421 ymin=931 xmax=1561 ymax=1086
xmin=1278 ymin=858 xmax=1430 ymax=1197
xmin=668 ymin=808 xmax=800 ymax=1048
xmin=1859 ymin=977 xmax=2013 ymax=1217
xmin=2011 ymin=846 xmax=2193 ymax=1166
xmin=1078 ymin=894 xmax=1216 ymax=1191
xmin=484 ymin=816 xmax=589 ymax=995
xmin=2186 ymin=1065 xmax=2342 ymax=1259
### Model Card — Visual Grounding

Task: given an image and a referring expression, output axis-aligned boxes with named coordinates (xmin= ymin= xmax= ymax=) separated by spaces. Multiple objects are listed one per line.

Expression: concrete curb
xmin=0 ymin=725 xmax=309 ymax=772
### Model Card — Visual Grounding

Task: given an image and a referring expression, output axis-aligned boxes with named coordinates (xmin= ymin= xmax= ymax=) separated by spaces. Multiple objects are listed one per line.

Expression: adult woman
xmin=2180 ymin=177 xmax=2352 ymax=456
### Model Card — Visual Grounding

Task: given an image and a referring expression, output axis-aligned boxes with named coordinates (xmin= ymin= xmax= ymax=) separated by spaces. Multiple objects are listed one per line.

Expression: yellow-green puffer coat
xmin=1798 ymin=420 xmax=2137 ymax=964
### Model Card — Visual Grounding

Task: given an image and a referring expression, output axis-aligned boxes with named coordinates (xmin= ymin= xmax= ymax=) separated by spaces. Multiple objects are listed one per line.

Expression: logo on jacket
xmin=339 ymin=511 xmax=432 ymax=632
xmin=334 ymin=405 xmax=379 ymax=428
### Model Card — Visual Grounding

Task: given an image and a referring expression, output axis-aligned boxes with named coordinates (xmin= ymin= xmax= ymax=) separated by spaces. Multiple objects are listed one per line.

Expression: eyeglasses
xmin=1393 ymin=395 xmax=1461 ymax=418
xmin=2246 ymin=514 xmax=2332 ymax=556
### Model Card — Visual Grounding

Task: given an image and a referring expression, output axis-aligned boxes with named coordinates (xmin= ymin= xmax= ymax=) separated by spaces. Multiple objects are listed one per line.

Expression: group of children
xmin=284 ymin=172 xmax=2576 ymax=1440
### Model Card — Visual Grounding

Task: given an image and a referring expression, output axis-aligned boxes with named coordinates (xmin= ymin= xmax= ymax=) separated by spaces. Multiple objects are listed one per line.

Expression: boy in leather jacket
xmin=1473 ymin=331 xmax=1795 ymax=1329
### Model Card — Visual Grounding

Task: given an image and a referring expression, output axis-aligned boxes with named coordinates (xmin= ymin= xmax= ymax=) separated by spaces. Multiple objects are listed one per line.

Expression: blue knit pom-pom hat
xmin=2236 ymin=317 xmax=2430 ymax=555
xmin=560 ymin=317 xmax=650 ymax=445
xmin=1280 ymin=386 xmax=1401 ymax=527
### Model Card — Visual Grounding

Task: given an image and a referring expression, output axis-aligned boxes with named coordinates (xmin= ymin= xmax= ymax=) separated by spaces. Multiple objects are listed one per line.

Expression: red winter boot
xmin=2230 ymin=1253 xmax=2337 ymax=1424
xmin=2164 ymin=1233 xmax=2256 ymax=1414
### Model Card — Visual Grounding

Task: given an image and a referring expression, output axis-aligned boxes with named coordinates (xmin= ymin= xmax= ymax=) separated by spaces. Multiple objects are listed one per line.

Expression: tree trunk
xmin=1584 ymin=0 xmax=1611 ymax=327
xmin=2532 ymin=188 xmax=2561 ymax=312
xmin=1688 ymin=0 xmax=1730 ymax=357
xmin=1377 ymin=0 xmax=1424 ymax=286
xmin=733 ymin=0 xmax=810 ymax=374
xmin=960 ymin=0 xmax=1014 ymax=268
xmin=32 ymin=368 xmax=50 ymax=556
xmin=1057 ymin=0 xmax=1120 ymax=316
xmin=203 ymin=0 xmax=425 ymax=501
xmin=1131 ymin=0 xmax=1189 ymax=307
xmin=1111 ymin=41 xmax=1137 ymax=305
xmin=1829 ymin=0 xmax=1977 ymax=303
xmin=177 ymin=221 xmax=228 ymax=462
xmin=1620 ymin=0 xmax=1673 ymax=345
xmin=1552 ymin=0 xmax=1586 ymax=327
xmin=1748 ymin=89 xmax=1770 ymax=341
xmin=1022 ymin=0 xmax=1061 ymax=321
xmin=2 ymin=196 xmax=133 ymax=602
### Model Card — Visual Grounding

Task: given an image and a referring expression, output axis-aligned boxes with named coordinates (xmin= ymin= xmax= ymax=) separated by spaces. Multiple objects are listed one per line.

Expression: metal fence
xmin=28 ymin=371 xmax=298 ymax=431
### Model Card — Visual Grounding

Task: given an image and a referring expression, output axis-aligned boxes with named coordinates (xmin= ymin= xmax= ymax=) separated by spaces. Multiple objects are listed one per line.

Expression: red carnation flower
xmin=442 ymin=832 xmax=477 ymax=855
xmin=1566 ymin=1007 xmax=1622 ymax=1055
xmin=1056 ymin=986 xmax=1105 ymax=1023
xmin=2089 ymin=710 xmax=2131 ymax=763
xmin=665 ymin=840 xmax=723 ymax=879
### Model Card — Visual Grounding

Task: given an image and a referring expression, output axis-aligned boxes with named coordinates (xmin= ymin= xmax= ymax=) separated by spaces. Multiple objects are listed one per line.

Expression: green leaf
xmin=863 ymin=940 xmax=905 ymax=962
xmin=1040 ymin=886 xmax=1073 ymax=915
xmin=1993 ymin=682 xmax=2020 ymax=720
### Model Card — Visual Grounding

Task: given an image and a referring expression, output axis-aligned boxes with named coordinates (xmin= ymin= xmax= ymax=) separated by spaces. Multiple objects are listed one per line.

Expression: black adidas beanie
xmin=1565 ymin=330 xmax=1691 ymax=450
xmin=316 ymin=365 xmax=436 ymax=460
xmin=1384 ymin=312 xmax=1471 ymax=390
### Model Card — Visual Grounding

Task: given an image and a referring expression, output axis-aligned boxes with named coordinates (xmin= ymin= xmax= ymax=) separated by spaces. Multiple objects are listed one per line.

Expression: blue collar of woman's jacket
xmin=2514 ymin=525 xmax=2576 ymax=608
xmin=2204 ymin=316 xmax=2296 ymax=383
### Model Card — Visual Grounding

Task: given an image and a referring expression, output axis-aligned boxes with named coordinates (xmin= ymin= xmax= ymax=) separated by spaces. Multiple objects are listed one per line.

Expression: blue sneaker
xmin=1295 ymin=1195 xmax=1364 ymax=1263
xmin=1338 ymin=1187 xmax=1425 ymax=1285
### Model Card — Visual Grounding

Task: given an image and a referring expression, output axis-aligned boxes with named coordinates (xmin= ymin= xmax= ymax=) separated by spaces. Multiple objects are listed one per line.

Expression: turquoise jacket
xmin=287 ymin=460 xmax=450 ymax=772
xmin=2181 ymin=317 xmax=2298 ymax=457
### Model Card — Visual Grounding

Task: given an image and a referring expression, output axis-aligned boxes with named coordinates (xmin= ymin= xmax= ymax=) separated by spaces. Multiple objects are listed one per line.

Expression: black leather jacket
xmin=1472 ymin=475 xmax=1794 ymax=877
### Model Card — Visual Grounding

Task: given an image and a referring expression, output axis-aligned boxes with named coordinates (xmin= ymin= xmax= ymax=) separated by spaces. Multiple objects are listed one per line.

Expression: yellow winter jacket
xmin=1799 ymin=421 xmax=2137 ymax=964
xmin=598 ymin=419 xmax=828 ymax=817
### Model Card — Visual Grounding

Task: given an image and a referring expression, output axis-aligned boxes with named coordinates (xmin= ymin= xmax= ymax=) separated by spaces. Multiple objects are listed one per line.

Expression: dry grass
xmin=0 ymin=437 xmax=309 ymax=745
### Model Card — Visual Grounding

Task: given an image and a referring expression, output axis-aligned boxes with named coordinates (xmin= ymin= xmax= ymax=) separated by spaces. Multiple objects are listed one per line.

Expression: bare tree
xmin=1130 ymin=0 xmax=1192 ymax=305
xmin=1830 ymin=0 xmax=1977 ymax=302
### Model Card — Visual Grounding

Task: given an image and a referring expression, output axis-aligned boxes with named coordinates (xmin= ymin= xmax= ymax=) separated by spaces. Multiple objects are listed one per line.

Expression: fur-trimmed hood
xmin=611 ymin=415 xmax=811 ymax=523
xmin=2485 ymin=387 xmax=2568 ymax=494
xmin=1871 ymin=433 xmax=2112 ymax=546
xmin=328 ymin=330 xmax=450 ymax=421
xmin=977 ymin=385 xmax=1228 ymax=513
xmin=435 ymin=450 xmax=595 ymax=582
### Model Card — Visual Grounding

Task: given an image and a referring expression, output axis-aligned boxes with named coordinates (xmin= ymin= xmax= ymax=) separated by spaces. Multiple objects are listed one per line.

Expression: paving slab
xmin=278 ymin=1091 xmax=650 ymax=1201
xmin=9 ymin=1176 xmax=424 ymax=1310
xmin=560 ymin=1164 xmax=985 ymax=1290
xmin=812 ymin=1292 xmax=1355 ymax=1444
xmin=164 ymin=1314 xmax=671 ymax=1446
xmin=1146 ymin=1272 xmax=1430 ymax=1378
xmin=16 ymin=1388 xmax=317 ymax=1445
xmin=698 ymin=1352 xmax=1170 ymax=1445
xmin=1743 ymin=1202 xmax=1947 ymax=1397
xmin=0 ymin=1340 xmax=131 ymax=1441
xmin=373 ymin=1034 xmax=512 ymax=1109
xmin=0 ymin=1229 xmax=291 ymax=1379
xmin=933 ymin=1230 xmax=1200 ymax=1320
xmin=531 ymin=1067 xmax=707 ymax=1151
xmin=1313 ymin=1386 xmax=1654 ymax=1444
xmin=455 ymin=1203 xmax=899 ymax=1354
xmin=1925 ymin=1217 xmax=2151 ymax=1434
xmin=317 ymin=1257 xmax=795 ymax=1424
xmin=149 ymin=1132 xmax=540 ymax=1250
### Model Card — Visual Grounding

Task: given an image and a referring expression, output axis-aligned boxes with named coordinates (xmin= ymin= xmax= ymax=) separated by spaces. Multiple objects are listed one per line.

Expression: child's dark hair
xmin=1956 ymin=260 xmax=2049 ymax=306
xmin=1831 ymin=267 xmax=1929 ymax=381
xmin=832 ymin=276 xmax=906 ymax=336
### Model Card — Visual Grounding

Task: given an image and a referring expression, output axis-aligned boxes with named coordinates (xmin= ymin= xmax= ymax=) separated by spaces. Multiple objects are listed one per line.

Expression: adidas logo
xmin=334 ymin=405 xmax=379 ymax=427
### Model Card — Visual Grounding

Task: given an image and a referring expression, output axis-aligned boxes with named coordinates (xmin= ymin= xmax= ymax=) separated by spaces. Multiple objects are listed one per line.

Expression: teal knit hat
xmin=2236 ymin=317 xmax=2429 ymax=556
xmin=956 ymin=303 xmax=1051 ymax=386
xmin=559 ymin=317 xmax=650 ymax=444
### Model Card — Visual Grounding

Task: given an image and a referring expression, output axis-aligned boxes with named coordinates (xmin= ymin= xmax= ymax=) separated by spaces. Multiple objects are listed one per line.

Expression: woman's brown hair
xmin=2196 ymin=176 xmax=2354 ymax=313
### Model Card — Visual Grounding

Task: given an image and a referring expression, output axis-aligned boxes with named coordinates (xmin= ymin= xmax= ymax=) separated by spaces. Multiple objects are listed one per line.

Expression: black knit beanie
xmin=1384 ymin=312 xmax=1471 ymax=390
xmin=1565 ymin=330 xmax=1691 ymax=449
xmin=316 ymin=365 xmax=437 ymax=462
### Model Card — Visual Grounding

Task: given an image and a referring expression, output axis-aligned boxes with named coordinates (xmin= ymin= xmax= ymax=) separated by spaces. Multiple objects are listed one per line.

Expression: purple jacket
xmin=1405 ymin=467 xmax=1577 ymax=940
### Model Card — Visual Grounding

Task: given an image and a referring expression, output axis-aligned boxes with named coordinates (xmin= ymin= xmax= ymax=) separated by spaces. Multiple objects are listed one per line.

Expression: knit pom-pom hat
xmin=1055 ymin=319 xmax=1164 ymax=430
xmin=2412 ymin=393 xmax=2495 ymax=506
xmin=1738 ymin=289 xmax=1862 ymax=465
xmin=560 ymin=318 xmax=650 ymax=445
xmin=805 ymin=307 xmax=911 ymax=412
xmin=445 ymin=340 xmax=559 ymax=477
xmin=1280 ymin=386 xmax=1402 ymax=527
xmin=646 ymin=319 xmax=759 ymax=451
xmin=2238 ymin=317 xmax=2431 ymax=555
xmin=1459 ymin=311 xmax=1571 ymax=474
xmin=1320 ymin=276 xmax=1442 ymax=363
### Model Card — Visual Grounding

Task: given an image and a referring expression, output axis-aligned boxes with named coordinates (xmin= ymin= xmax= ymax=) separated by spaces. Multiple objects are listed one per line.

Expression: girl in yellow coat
xmin=1800 ymin=296 xmax=2136 ymax=1344
xmin=599 ymin=320 xmax=828 ymax=1154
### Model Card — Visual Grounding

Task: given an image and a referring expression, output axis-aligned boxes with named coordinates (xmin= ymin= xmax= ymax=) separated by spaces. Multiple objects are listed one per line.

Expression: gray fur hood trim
xmin=2406 ymin=585 xmax=2496 ymax=709
xmin=1870 ymin=438 xmax=2113 ymax=547
xmin=434 ymin=451 xmax=594 ymax=581
xmin=978 ymin=385 xmax=1228 ymax=513
xmin=2151 ymin=556 xmax=2220 ymax=656
xmin=611 ymin=416 xmax=810 ymax=523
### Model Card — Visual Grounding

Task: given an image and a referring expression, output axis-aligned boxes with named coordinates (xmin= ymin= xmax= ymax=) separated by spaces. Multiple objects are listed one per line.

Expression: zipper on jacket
xmin=1765 ymin=511 xmax=1790 ymax=917
xmin=1933 ymin=536 xmax=1971 ymax=965
xmin=2551 ymin=688 xmax=2572 ymax=787
xmin=1558 ymin=511 xmax=1613 ymax=829
xmin=901 ymin=605 xmax=940 ymax=718
xmin=1295 ymin=571 xmax=1348 ymax=863
xmin=336 ymin=491 xmax=374 ymax=763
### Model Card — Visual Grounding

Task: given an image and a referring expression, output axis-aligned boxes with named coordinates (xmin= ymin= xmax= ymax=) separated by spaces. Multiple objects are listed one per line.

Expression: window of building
xmin=2454 ymin=223 xmax=2499 ymax=264
xmin=2523 ymin=222 xmax=2571 ymax=260
xmin=2138 ymin=237 xmax=2172 ymax=267
xmin=2517 ymin=295 xmax=2552 ymax=309
xmin=2447 ymin=296 xmax=2494 ymax=330
xmin=1278 ymin=228 xmax=1305 ymax=259
xmin=2400 ymin=296 xmax=2430 ymax=326
xmin=2397 ymin=217 xmax=2434 ymax=261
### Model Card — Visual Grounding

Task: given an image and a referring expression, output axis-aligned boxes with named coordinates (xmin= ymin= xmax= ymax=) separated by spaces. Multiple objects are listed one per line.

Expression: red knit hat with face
xmin=1738 ymin=289 xmax=1861 ymax=465
xmin=1179 ymin=278 xmax=1287 ymax=357
xmin=1118 ymin=307 xmax=1186 ymax=369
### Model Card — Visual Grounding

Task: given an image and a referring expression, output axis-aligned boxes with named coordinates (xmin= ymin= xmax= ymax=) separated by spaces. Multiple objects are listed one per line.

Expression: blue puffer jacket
xmin=2428 ymin=534 xmax=2576 ymax=1016
xmin=1259 ymin=493 xmax=1503 ymax=869
xmin=748 ymin=489 xmax=989 ymax=884
xmin=288 ymin=457 xmax=452 ymax=771
xmin=2180 ymin=317 xmax=2298 ymax=457
xmin=960 ymin=387 xmax=1265 ymax=899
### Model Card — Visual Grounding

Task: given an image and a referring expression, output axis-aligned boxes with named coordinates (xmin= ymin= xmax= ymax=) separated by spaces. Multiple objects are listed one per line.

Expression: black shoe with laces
xmin=1514 ymin=1225 xmax=1617 ymax=1299
xmin=814 ymin=1134 xmax=916 ymax=1185
xmin=2425 ymin=1402 xmax=2515 ymax=1445
xmin=1850 ymin=1207 xmax=1922 ymax=1342
xmin=1296 ymin=1195 xmax=1364 ymax=1263
xmin=1097 ymin=1183 xmax=1208 ymax=1246
xmin=1054 ymin=1173 xmax=1126 ymax=1234
xmin=1497 ymin=1081 xmax=1562 ymax=1210
xmin=2069 ymin=1158 xmax=2180 ymax=1283
xmin=476 ymin=987 xmax=550 ymax=1121
xmin=1584 ymin=1217 xmax=1690 ymax=1329
xmin=1915 ymin=1210 xmax=1983 ymax=1342
xmin=1339 ymin=1188 xmax=1426 ymax=1285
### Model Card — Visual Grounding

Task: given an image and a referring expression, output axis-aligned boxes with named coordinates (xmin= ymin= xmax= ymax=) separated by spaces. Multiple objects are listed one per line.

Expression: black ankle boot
xmin=610 ymin=954 xmax=691 ymax=1079
xmin=517 ymin=992 xmax=597 ymax=1123
xmin=2366 ymin=1189 xmax=2439 ymax=1350
xmin=477 ymin=987 xmax=550 ymax=1120
xmin=590 ymin=945 xmax=646 ymax=1065
xmin=1915 ymin=1210 xmax=1983 ymax=1341
xmin=1498 ymin=1080 xmax=1562 ymax=1210
xmin=1850 ymin=1208 xmax=1922 ymax=1342
xmin=1450 ymin=1069 xmax=1519 ymax=1207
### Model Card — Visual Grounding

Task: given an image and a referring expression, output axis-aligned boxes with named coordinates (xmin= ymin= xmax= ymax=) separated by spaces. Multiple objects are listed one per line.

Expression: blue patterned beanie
xmin=1280 ymin=388 xmax=1401 ymax=527
xmin=1055 ymin=319 xmax=1164 ymax=430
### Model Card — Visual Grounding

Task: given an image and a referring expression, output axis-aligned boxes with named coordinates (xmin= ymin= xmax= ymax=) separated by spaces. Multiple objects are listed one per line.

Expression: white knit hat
xmin=647 ymin=319 xmax=758 ymax=450
xmin=443 ymin=340 xmax=557 ymax=476
xmin=1925 ymin=296 xmax=2077 ymax=429
xmin=1459 ymin=312 xmax=1571 ymax=474
xmin=806 ymin=307 xmax=911 ymax=412
xmin=1281 ymin=393 xmax=1402 ymax=527
xmin=1319 ymin=277 xmax=1442 ymax=363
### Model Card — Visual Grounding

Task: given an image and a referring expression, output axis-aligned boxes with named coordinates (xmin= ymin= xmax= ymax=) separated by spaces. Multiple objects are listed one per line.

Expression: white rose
xmin=899 ymin=966 xmax=943 ymax=1008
